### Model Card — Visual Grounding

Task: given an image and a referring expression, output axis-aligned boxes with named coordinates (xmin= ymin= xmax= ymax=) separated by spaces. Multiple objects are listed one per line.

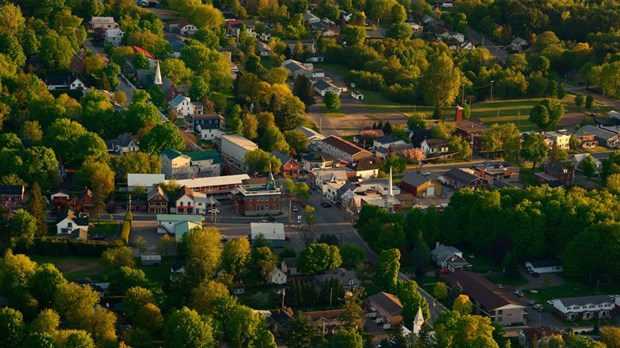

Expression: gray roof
xmin=557 ymin=295 xmax=613 ymax=307
xmin=401 ymin=172 xmax=431 ymax=188
xmin=366 ymin=292 xmax=403 ymax=315
xmin=169 ymin=94 xmax=187 ymax=108
xmin=374 ymin=135 xmax=400 ymax=144
xmin=282 ymin=257 xmax=297 ymax=268
xmin=271 ymin=150 xmax=292 ymax=165
xmin=314 ymin=268 xmax=360 ymax=285
xmin=577 ymin=125 xmax=617 ymax=141
xmin=313 ymin=79 xmax=337 ymax=91
xmin=431 ymin=244 xmax=461 ymax=262
xmin=444 ymin=168 xmax=482 ymax=185
xmin=337 ymin=182 xmax=358 ymax=196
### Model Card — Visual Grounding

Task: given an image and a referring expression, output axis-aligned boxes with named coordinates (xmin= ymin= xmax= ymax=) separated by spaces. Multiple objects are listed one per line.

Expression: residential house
xmin=421 ymin=138 xmax=450 ymax=156
xmin=233 ymin=174 xmax=281 ymax=216
xmin=410 ymin=129 xmax=432 ymax=147
xmin=314 ymin=268 xmax=361 ymax=291
xmin=550 ymin=296 xmax=614 ymax=321
xmin=519 ymin=327 xmax=563 ymax=348
xmin=405 ymin=22 xmax=423 ymax=35
xmin=160 ymin=149 xmax=192 ymax=179
xmin=90 ymin=17 xmax=119 ymax=29
xmin=281 ymin=59 xmax=324 ymax=79
xmin=46 ymin=75 xmax=86 ymax=90
xmin=318 ymin=136 xmax=373 ymax=162
xmin=257 ymin=42 xmax=272 ymax=57
xmin=439 ymin=168 xmax=489 ymax=190
xmin=544 ymin=131 xmax=571 ymax=150
xmin=375 ymin=143 xmax=414 ymax=159
xmin=509 ymin=37 xmax=528 ymax=52
xmin=431 ymin=243 xmax=471 ymax=272
xmin=0 ymin=185 xmax=25 ymax=209
xmin=105 ymin=28 xmax=124 ymax=46
xmin=169 ymin=19 xmax=197 ymax=36
xmin=175 ymin=186 xmax=217 ymax=214
xmin=373 ymin=135 xmax=406 ymax=151
xmin=56 ymin=209 xmax=89 ymax=235
xmin=156 ymin=214 xmax=203 ymax=234
xmin=77 ymin=189 xmax=94 ymax=211
xmin=166 ymin=174 xmax=250 ymax=199
xmin=576 ymin=125 xmax=619 ymax=148
xmin=266 ymin=267 xmax=287 ymax=285
xmin=281 ymin=258 xmax=299 ymax=276
xmin=186 ymin=113 xmax=224 ymax=140
xmin=454 ymin=119 xmax=488 ymax=152
xmin=226 ymin=19 xmax=243 ymax=37
xmin=295 ymin=126 xmax=325 ymax=145
xmin=542 ymin=162 xmax=574 ymax=186
xmin=271 ymin=308 xmax=346 ymax=336
xmin=50 ymin=189 xmax=71 ymax=209
xmin=443 ymin=271 xmax=527 ymax=325
xmin=302 ymin=11 xmax=321 ymax=25
xmin=170 ymin=261 xmax=185 ymax=280
xmin=272 ymin=150 xmax=300 ymax=178
xmin=160 ymin=149 xmax=221 ymax=179
xmin=127 ymin=173 xmax=165 ymax=191
xmin=310 ymin=167 xmax=348 ymax=201
xmin=250 ymin=222 xmax=285 ymax=248
xmin=573 ymin=154 xmax=602 ymax=173
xmin=147 ymin=186 xmax=169 ymax=214
xmin=301 ymin=152 xmax=336 ymax=171
xmin=313 ymin=79 xmax=342 ymax=96
xmin=346 ymin=157 xmax=380 ymax=179
xmin=400 ymin=173 xmax=442 ymax=197
xmin=354 ymin=129 xmax=384 ymax=149
xmin=161 ymin=77 xmax=178 ymax=103
xmin=168 ymin=94 xmax=194 ymax=117
xmin=131 ymin=46 xmax=156 ymax=68
xmin=524 ymin=260 xmax=563 ymax=274
xmin=572 ymin=128 xmax=598 ymax=149
xmin=107 ymin=133 xmax=139 ymax=155
xmin=220 ymin=134 xmax=258 ymax=171
xmin=366 ymin=292 xmax=404 ymax=329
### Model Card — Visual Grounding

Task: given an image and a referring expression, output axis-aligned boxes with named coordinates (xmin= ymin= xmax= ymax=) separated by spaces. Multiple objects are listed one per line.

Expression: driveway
xmin=518 ymin=268 xmax=565 ymax=290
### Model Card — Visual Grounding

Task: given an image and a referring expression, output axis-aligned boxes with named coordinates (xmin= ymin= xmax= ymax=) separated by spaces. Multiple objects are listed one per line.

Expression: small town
xmin=0 ymin=0 xmax=620 ymax=347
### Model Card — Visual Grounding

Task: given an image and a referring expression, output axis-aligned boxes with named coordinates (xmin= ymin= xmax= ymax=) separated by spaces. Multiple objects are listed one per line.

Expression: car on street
xmin=221 ymin=235 xmax=228 ymax=242
xmin=528 ymin=300 xmax=536 ymax=306
xmin=513 ymin=289 xmax=524 ymax=297
xmin=267 ymin=216 xmax=276 ymax=222
xmin=292 ymin=207 xmax=298 ymax=212
xmin=321 ymin=202 xmax=332 ymax=208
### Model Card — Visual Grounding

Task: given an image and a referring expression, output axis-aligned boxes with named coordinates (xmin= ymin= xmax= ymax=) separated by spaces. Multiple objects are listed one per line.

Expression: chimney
xmin=455 ymin=106 xmax=463 ymax=122
xmin=435 ymin=241 xmax=440 ymax=249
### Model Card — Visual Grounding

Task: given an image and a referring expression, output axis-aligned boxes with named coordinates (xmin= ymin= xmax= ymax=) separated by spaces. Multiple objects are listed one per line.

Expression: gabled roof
xmin=314 ymin=268 xmax=360 ymax=286
xmin=424 ymin=138 xmax=449 ymax=147
xmin=147 ymin=185 xmax=168 ymax=202
xmin=444 ymin=168 xmax=483 ymax=185
xmin=374 ymin=135 xmax=400 ymax=144
xmin=410 ymin=129 xmax=431 ymax=147
xmin=431 ymin=244 xmax=462 ymax=261
xmin=282 ymin=257 xmax=297 ymax=268
xmin=346 ymin=157 xmax=379 ymax=171
xmin=322 ymin=136 xmax=369 ymax=156
xmin=169 ymin=94 xmax=189 ymax=108
xmin=295 ymin=126 xmax=325 ymax=140
xmin=443 ymin=271 xmax=524 ymax=310
xmin=313 ymin=79 xmax=338 ymax=91
xmin=132 ymin=46 xmax=154 ymax=59
xmin=556 ymin=295 xmax=613 ymax=307
xmin=577 ymin=125 xmax=616 ymax=140
xmin=161 ymin=148 xmax=185 ymax=160
xmin=455 ymin=119 xmax=488 ymax=133
xmin=185 ymin=150 xmax=221 ymax=163
xmin=401 ymin=173 xmax=431 ymax=188
xmin=177 ymin=186 xmax=194 ymax=200
xmin=367 ymin=292 xmax=403 ymax=315
xmin=271 ymin=150 xmax=292 ymax=166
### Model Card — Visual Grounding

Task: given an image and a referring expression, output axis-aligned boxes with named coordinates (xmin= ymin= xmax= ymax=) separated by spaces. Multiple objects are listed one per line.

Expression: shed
xmin=524 ymin=260 xmax=563 ymax=274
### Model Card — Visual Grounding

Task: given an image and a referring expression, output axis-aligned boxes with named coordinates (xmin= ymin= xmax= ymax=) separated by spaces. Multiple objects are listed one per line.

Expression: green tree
xmin=398 ymin=280 xmax=430 ymax=325
xmin=600 ymin=326 xmax=620 ymax=348
xmin=520 ymin=133 xmax=547 ymax=169
xmin=140 ymin=122 xmax=185 ymax=154
xmin=453 ymin=294 xmax=473 ymax=314
xmin=102 ymin=246 xmax=135 ymax=271
xmin=298 ymin=243 xmax=343 ymax=275
xmin=182 ymin=227 xmax=223 ymax=285
xmin=21 ymin=121 xmax=43 ymax=143
xmin=574 ymin=94 xmax=585 ymax=108
xmin=39 ymin=31 xmax=73 ymax=70
xmin=340 ymin=243 xmax=366 ymax=268
xmin=422 ymin=53 xmax=461 ymax=109
xmin=252 ymin=246 xmax=279 ymax=279
xmin=222 ymin=237 xmax=251 ymax=277
xmin=582 ymin=154 xmax=597 ymax=178
xmin=30 ymin=309 xmax=60 ymax=334
xmin=339 ymin=291 xmax=365 ymax=330
xmin=244 ymin=149 xmax=282 ymax=174
xmin=407 ymin=115 xmax=426 ymax=131
xmin=27 ymin=182 xmax=47 ymax=236
xmin=433 ymin=282 xmax=448 ymax=300
xmin=390 ymin=3 xmax=407 ymax=23
xmin=163 ymin=307 xmax=216 ymax=348
xmin=284 ymin=312 xmax=318 ymax=348
xmin=284 ymin=130 xmax=309 ymax=153
xmin=434 ymin=311 xmax=499 ymax=348
xmin=341 ymin=25 xmax=366 ymax=46
xmin=585 ymin=95 xmax=594 ymax=110
xmin=375 ymin=248 xmax=401 ymax=291
xmin=132 ymin=53 xmax=150 ymax=70
xmin=529 ymin=99 xmax=565 ymax=130
xmin=123 ymin=102 xmax=161 ymax=135
xmin=190 ymin=280 xmax=230 ymax=315
xmin=189 ymin=76 xmax=210 ymax=101
xmin=9 ymin=209 xmax=37 ymax=248
xmin=325 ymin=328 xmax=363 ymax=348
xmin=29 ymin=263 xmax=66 ymax=309
xmin=293 ymin=75 xmax=315 ymax=108
xmin=0 ymin=307 xmax=24 ymax=347
xmin=76 ymin=158 xmax=115 ymax=217
xmin=53 ymin=330 xmax=95 ymax=348
xmin=383 ymin=154 xmax=407 ymax=175
xmin=324 ymin=92 xmax=341 ymax=111
xmin=548 ymin=144 xmax=568 ymax=162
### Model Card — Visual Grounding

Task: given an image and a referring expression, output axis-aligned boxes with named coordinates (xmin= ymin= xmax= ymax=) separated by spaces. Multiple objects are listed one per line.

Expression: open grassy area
xmin=468 ymin=99 xmax=542 ymax=130
xmin=486 ymin=273 xmax=528 ymax=287
xmin=29 ymin=255 xmax=106 ymax=281
xmin=90 ymin=222 xmax=119 ymax=238
xmin=140 ymin=259 xmax=177 ymax=284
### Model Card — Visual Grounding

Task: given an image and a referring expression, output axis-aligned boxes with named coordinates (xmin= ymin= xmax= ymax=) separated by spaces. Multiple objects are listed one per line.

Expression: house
xmin=281 ymin=258 xmax=299 ymax=276
xmin=250 ymin=222 xmax=285 ymax=247
xmin=431 ymin=243 xmax=471 ymax=272
xmin=295 ymin=126 xmax=325 ymax=144
xmin=50 ymin=189 xmax=71 ymax=209
xmin=366 ymin=292 xmax=404 ymax=329
xmin=271 ymin=150 xmax=300 ymax=178
xmin=301 ymin=153 xmax=336 ymax=171
xmin=77 ymin=189 xmax=94 ymax=211
xmin=281 ymin=59 xmax=315 ymax=79
xmin=420 ymin=138 xmax=450 ymax=156
xmin=46 ymin=76 xmax=86 ymax=90
xmin=226 ymin=19 xmax=243 ymax=37
xmin=573 ymin=154 xmax=602 ymax=173
xmin=160 ymin=149 xmax=221 ymax=179
xmin=186 ymin=114 xmax=224 ymax=140
xmin=519 ymin=327 xmax=563 ymax=348
xmin=169 ymin=19 xmax=197 ymax=36
xmin=170 ymin=261 xmax=185 ymax=280
xmin=550 ymin=296 xmax=614 ymax=321
xmin=400 ymin=173 xmax=442 ymax=197
xmin=105 ymin=28 xmax=124 ymax=46
xmin=147 ymin=186 xmax=169 ymax=214
xmin=271 ymin=308 xmax=346 ymax=336
xmin=524 ymin=260 xmax=563 ymax=274
xmin=166 ymin=174 xmax=250 ymax=199
xmin=0 ymin=185 xmax=24 ymax=209
xmin=131 ymin=46 xmax=156 ymax=68
xmin=375 ymin=143 xmax=414 ymax=160
xmin=314 ymin=268 xmax=361 ymax=291
xmin=160 ymin=149 xmax=192 ymax=179
xmin=443 ymin=271 xmax=527 ymax=325
xmin=346 ymin=157 xmax=380 ymax=179
xmin=351 ymin=90 xmax=364 ymax=100
xmin=576 ymin=125 xmax=619 ymax=148
xmin=175 ymin=186 xmax=217 ymax=214
xmin=233 ymin=174 xmax=281 ymax=216
xmin=173 ymin=220 xmax=202 ymax=241
xmin=257 ymin=41 xmax=272 ymax=57
xmin=454 ymin=119 xmax=488 ymax=152
xmin=107 ymin=133 xmax=139 ymax=155
xmin=91 ymin=17 xmax=119 ymax=29
xmin=220 ymin=134 xmax=258 ymax=171
xmin=318 ymin=136 xmax=372 ymax=162
xmin=127 ymin=173 xmax=165 ymax=191
xmin=541 ymin=162 xmax=574 ymax=186
xmin=56 ymin=209 xmax=89 ymax=235
xmin=313 ymin=79 xmax=342 ymax=96
xmin=472 ymin=162 xmax=521 ymax=183
xmin=510 ymin=37 xmax=528 ymax=52
xmin=168 ymin=94 xmax=194 ymax=117
xmin=302 ymin=11 xmax=321 ymax=25
xmin=544 ymin=131 xmax=571 ymax=150
xmin=373 ymin=135 xmax=406 ymax=151
xmin=156 ymin=214 xmax=203 ymax=234
xmin=266 ymin=267 xmax=287 ymax=285
xmin=439 ymin=168 xmax=489 ymax=190
xmin=310 ymin=168 xmax=348 ymax=198
xmin=572 ymin=128 xmax=598 ymax=149
xmin=410 ymin=129 xmax=432 ymax=147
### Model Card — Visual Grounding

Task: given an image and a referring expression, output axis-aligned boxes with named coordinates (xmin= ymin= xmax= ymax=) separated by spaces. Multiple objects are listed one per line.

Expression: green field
xmin=90 ymin=222 xmax=119 ymax=238
xmin=29 ymin=255 xmax=106 ymax=281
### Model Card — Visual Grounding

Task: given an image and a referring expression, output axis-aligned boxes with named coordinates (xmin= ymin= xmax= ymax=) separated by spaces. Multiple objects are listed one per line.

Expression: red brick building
xmin=0 ymin=185 xmax=24 ymax=209
xmin=233 ymin=174 xmax=282 ymax=216
xmin=272 ymin=150 xmax=300 ymax=178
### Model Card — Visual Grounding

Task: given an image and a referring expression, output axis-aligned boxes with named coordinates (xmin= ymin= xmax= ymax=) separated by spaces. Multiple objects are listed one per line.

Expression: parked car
xmin=91 ymin=234 xmax=105 ymax=241
xmin=321 ymin=202 xmax=332 ymax=208
xmin=292 ymin=207 xmax=299 ymax=212
xmin=528 ymin=300 xmax=536 ymax=306
xmin=267 ymin=216 xmax=276 ymax=222
xmin=513 ymin=289 xmax=523 ymax=297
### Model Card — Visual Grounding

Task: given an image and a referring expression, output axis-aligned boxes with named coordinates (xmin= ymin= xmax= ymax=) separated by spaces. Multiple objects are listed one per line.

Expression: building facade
xmin=233 ymin=174 xmax=282 ymax=216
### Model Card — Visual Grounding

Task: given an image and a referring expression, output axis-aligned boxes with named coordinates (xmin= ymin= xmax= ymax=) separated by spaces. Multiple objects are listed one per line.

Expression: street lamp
xmin=490 ymin=80 xmax=495 ymax=102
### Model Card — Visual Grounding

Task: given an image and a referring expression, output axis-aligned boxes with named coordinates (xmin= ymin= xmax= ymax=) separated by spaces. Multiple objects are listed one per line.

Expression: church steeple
xmin=266 ymin=162 xmax=276 ymax=190
xmin=153 ymin=60 xmax=162 ymax=85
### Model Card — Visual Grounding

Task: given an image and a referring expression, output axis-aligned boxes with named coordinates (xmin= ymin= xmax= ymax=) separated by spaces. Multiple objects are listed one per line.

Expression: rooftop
xmin=443 ymin=271 xmax=524 ymax=310
xmin=367 ymin=292 xmax=403 ymax=315
xmin=185 ymin=150 xmax=221 ymax=164
xmin=322 ymin=136 xmax=370 ymax=156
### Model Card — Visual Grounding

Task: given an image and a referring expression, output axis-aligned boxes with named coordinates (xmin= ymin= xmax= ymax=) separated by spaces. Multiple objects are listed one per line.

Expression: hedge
xmin=120 ymin=212 xmax=133 ymax=245
xmin=16 ymin=237 xmax=119 ymax=257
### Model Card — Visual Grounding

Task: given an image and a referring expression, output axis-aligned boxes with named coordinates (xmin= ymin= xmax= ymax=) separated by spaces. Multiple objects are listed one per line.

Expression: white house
xmin=351 ymin=90 xmax=364 ymax=100
xmin=105 ymin=28 xmax=124 ymax=46
xmin=302 ymin=11 xmax=321 ymax=25
xmin=266 ymin=267 xmax=288 ymax=285
xmin=175 ymin=186 xmax=217 ymax=214
xmin=373 ymin=135 xmax=406 ymax=151
xmin=91 ymin=17 xmax=119 ymax=29
xmin=550 ymin=296 xmax=614 ymax=321
xmin=421 ymin=139 xmax=450 ymax=155
xmin=168 ymin=95 xmax=194 ymax=117
xmin=313 ymin=79 xmax=342 ymax=96
xmin=56 ymin=209 xmax=90 ymax=235
xmin=70 ymin=77 xmax=86 ymax=90
xmin=544 ymin=131 xmax=571 ymax=150
xmin=524 ymin=260 xmax=563 ymax=274
xmin=257 ymin=42 xmax=272 ymax=57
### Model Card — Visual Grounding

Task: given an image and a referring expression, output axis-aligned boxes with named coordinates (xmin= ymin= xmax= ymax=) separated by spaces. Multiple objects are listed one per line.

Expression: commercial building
xmin=233 ymin=173 xmax=281 ymax=216
xmin=220 ymin=134 xmax=258 ymax=171
xmin=167 ymin=174 xmax=250 ymax=199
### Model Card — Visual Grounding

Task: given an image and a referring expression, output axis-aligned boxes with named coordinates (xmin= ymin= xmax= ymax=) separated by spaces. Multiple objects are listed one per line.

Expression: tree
xmin=163 ymin=307 xmax=216 ymax=348
xmin=190 ymin=280 xmax=230 ymax=315
xmin=434 ymin=311 xmax=499 ymax=348
xmin=433 ymin=282 xmax=448 ymax=300
xmin=102 ymin=246 xmax=135 ymax=271
xmin=324 ymin=92 xmax=341 ymax=111
xmin=607 ymin=174 xmax=620 ymax=195
xmin=528 ymin=99 xmax=565 ymax=130
xmin=76 ymin=158 xmax=115 ymax=217
xmin=30 ymin=309 xmax=60 ymax=334
xmin=222 ymin=238 xmax=251 ymax=277
xmin=21 ymin=121 xmax=43 ymax=143
xmin=398 ymin=280 xmax=430 ymax=326
xmin=284 ymin=312 xmax=318 ymax=348
xmin=582 ymin=154 xmax=597 ymax=178
xmin=574 ymin=94 xmax=585 ymax=108
xmin=260 ymin=125 xmax=290 ymax=153
xmin=341 ymin=25 xmax=366 ymax=46
xmin=325 ymin=328 xmax=363 ymax=348
xmin=303 ymin=205 xmax=316 ymax=244
xmin=422 ymin=53 xmax=461 ymax=108
xmin=453 ymin=294 xmax=473 ymax=314
xmin=407 ymin=115 xmax=426 ymax=131
xmin=244 ymin=149 xmax=281 ymax=174
xmin=189 ymin=76 xmax=210 ymax=101
xmin=375 ymin=248 xmax=401 ymax=291
xmin=585 ymin=95 xmax=594 ymax=110
xmin=140 ymin=122 xmax=185 ymax=154
xmin=53 ymin=330 xmax=95 ymax=348
xmin=548 ymin=144 xmax=567 ymax=162
xmin=383 ymin=154 xmax=407 ymax=175
xmin=252 ymin=246 xmax=279 ymax=279
xmin=401 ymin=148 xmax=426 ymax=164
xmin=339 ymin=291 xmax=365 ymax=329
xmin=340 ymin=243 xmax=366 ymax=268
xmin=123 ymin=102 xmax=161 ymax=135
xmin=284 ymin=130 xmax=309 ymax=153
xmin=293 ymin=75 xmax=315 ymax=108
xmin=298 ymin=243 xmax=343 ymax=275
xmin=182 ymin=227 xmax=223 ymax=284
xmin=39 ymin=31 xmax=73 ymax=70
xmin=132 ymin=53 xmax=149 ymax=70
xmin=520 ymin=134 xmax=547 ymax=169
xmin=27 ymin=182 xmax=47 ymax=236
xmin=0 ymin=307 xmax=24 ymax=347
xmin=600 ymin=326 xmax=620 ymax=348
xmin=29 ymin=263 xmax=66 ymax=309
xmin=114 ymin=90 xmax=128 ymax=107
xmin=241 ymin=113 xmax=258 ymax=141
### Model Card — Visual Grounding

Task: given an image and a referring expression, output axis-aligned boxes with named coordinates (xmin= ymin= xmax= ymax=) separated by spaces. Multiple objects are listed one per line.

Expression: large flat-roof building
xmin=167 ymin=174 xmax=250 ymax=199
xmin=317 ymin=136 xmax=372 ymax=162
xmin=220 ymin=134 xmax=258 ymax=171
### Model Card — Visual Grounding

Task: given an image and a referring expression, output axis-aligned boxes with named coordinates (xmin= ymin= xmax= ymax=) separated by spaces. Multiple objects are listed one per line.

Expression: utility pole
xmin=288 ymin=196 xmax=292 ymax=226
xmin=127 ymin=194 xmax=132 ymax=212
xmin=461 ymin=84 xmax=465 ymax=105
xmin=490 ymin=80 xmax=495 ymax=102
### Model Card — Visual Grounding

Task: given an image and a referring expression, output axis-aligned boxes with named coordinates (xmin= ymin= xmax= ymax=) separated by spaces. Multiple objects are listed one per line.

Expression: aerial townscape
xmin=3 ymin=0 xmax=620 ymax=347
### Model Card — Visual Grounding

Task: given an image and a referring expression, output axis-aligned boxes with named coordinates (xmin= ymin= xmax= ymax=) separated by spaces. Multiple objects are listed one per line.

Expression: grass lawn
xmin=486 ymin=273 xmax=528 ymax=287
xmin=320 ymin=106 xmax=346 ymax=117
xmin=29 ymin=255 xmax=106 ymax=281
xmin=90 ymin=222 xmax=119 ymax=238
xmin=459 ymin=248 xmax=503 ymax=273
xmin=140 ymin=259 xmax=177 ymax=284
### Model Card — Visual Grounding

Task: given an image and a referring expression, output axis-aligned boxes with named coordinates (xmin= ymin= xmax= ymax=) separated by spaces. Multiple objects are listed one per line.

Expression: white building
xmin=174 ymin=186 xmax=218 ymax=214
xmin=160 ymin=149 xmax=221 ymax=179
xmin=168 ymin=174 xmax=250 ymax=199
xmin=250 ymin=222 xmax=285 ymax=247
xmin=91 ymin=17 xmax=119 ymax=29
xmin=266 ymin=267 xmax=288 ymax=285
xmin=550 ymin=296 xmax=614 ymax=321
xmin=127 ymin=173 xmax=166 ymax=191
xmin=105 ymin=28 xmax=124 ymax=46
xmin=524 ymin=260 xmax=563 ymax=274
xmin=156 ymin=214 xmax=204 ymax=234
xmin=220 ymin=134 xmax=258 ymax=171
xmin=56 ymin=209 xmax=89 ymax=235
xmin=544 ymin=131 xmax=571 ymax=150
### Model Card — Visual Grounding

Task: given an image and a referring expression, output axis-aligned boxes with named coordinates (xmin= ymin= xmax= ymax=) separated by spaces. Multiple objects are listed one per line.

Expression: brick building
xmin=233 ymin=172 xmax=282 ymax=216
